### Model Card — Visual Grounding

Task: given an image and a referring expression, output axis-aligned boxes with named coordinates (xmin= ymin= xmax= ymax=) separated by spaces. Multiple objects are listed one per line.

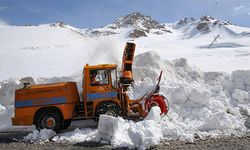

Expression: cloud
xmin=233 ymin=5 xmax=250 ymax=16
xmin=234 ymin=5 xmax=244 ymax=12
xmin=0 ymin=6 xmax=8 ymax=11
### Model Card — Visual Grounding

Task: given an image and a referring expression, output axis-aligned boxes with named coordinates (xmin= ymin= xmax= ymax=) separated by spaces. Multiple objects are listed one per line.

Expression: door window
xmin=90 ymin=69 xmax=109 ymax=86
xmin=111 ymin=69 xmax=117 ymax=88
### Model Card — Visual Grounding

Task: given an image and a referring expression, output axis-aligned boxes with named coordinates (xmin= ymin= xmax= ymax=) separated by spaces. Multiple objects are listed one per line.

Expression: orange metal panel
xmin=13 ymin=82 xmax=80 ymax=126
xmin=121 ymin=42 xmax=135 ymax=79
xmin=12 ymin=103 xmax=76 ymax=126
xmin=84 ymin=64 xmax=117 ymax=69
xmin=26 ymin=82 xmax=68 ymax=89
xmin=59 ymin=103 xmax=76 ymax=120
xmin=15 ymin=82 xmax=79 ymax=103
xmin=12 ymin=107 xmax=38 ymax=125
xmin=82 ymin=64 xmax=118 ymax=117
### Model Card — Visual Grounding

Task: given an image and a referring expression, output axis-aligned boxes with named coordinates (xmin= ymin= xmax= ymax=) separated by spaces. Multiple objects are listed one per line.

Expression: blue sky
xmin=0 ymin=0 xmax=250 ymax=28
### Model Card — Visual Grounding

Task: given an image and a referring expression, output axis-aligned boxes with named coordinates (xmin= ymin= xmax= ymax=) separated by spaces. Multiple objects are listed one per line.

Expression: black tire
xmin=63 ymin=119 xmax=71 ymax=130
xmin=36 ymin=111 xmax=63 ymax=133
xmin=95 ymin=102 xmax=121 ymax=121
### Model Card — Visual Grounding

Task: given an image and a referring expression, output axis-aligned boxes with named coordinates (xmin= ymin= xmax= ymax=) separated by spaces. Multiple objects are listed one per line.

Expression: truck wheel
xmin=95 ymin=102 xmax=121 ymax=120
xmin=63 ymin=120 xmax=71 ymax=130
xmin=36 ymin=111 xmax=62 ymax=132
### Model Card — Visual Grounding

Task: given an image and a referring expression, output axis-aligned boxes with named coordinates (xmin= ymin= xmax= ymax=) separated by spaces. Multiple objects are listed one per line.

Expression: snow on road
xmin=23 ymin=107 xmax=163 ymax=150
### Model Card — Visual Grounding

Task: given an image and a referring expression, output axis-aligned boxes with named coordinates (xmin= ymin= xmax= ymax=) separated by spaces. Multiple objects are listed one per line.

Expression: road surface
xmin=1 ymin=131 xmax=250 ymax=150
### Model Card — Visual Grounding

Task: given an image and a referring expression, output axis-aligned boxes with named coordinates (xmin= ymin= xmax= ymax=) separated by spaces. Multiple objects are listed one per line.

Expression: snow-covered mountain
xmin=0 ymin=12 xmax=250 ymax=81
xmin=173 ymin=15 xmax=250 ymax=38
xmin=79 ymin=13 xmax=250 ymax=39
xmin=1 ymin=12 xmax=250 ymax=149
xmin=80 ymin=12 xmax=172 ymax=38
xmin=106 ymin=12 xmax=172 ymax=38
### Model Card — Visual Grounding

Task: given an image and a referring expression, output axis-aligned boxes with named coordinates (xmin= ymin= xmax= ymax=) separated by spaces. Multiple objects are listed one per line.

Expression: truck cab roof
xmin=84 ymin=64 xmax=117 ymax=70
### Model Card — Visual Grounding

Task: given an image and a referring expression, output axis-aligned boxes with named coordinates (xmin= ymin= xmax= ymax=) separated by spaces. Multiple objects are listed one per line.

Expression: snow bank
xmin=144 ymin=106 xmax=161 ymax=122
xmin=97 ymin=107 xmax=163 ymax=149
xmin=126 ymin=120 xmax=162 ymax=149
xmin=232 ymin=89 xmax=249 ymax=102
xmin=128 ymin=51 xmax=250 ymax=141
xmin=231 ymin=70 xmax=250 ymax=91
xmin=52 ymin=128 xmax=97 ymax=143
xmin=1 ymin=51 xmax=250 ymax=149
xmin=126 ymin=77 xmax=156 ymax=99
xmin=23 ymin=129 xmax=56 ymax=142
xmin=52 ymin=107 xmax=163 ymax=150
xmin=0 ymin=77 xmax=35 ymax=106
xmin=21 ymin=107 xmax=163 ymax=149
xmin=0 ymin=104 xmax=13 ymax=131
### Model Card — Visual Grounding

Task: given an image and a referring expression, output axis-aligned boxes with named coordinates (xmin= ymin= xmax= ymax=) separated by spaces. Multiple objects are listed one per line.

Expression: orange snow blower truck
xmin=12 ymin=42 xmax=169 ymax=132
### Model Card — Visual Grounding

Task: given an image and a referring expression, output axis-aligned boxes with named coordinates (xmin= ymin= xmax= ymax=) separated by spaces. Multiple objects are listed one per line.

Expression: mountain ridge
xmin=3 ymin=12 xmax=249 ymax=39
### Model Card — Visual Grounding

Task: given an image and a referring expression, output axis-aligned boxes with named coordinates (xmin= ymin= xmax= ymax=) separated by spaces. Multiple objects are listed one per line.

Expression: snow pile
xmin=144 ymin=105 xmax=161 ymax=122
xmin=0 ymin=77 xmax=35 ymax=106
xmin=127 ymin=77 xmax=156 ymax=99
xmin=232 ymin=89 xmax=249 ymax=102
xmin=231 ymin=70 xmax=250 ymax=91
xmin=128 ymin=51 xmax=250 ymax=141
xmin=52 ymin=128 xmax=96 ymax=143
xmin=51 ymin=107 xmax=163 ymax=149
xmin=21 ymin=107 xmax=163 ymax=149
xmin=0 ymin=104 xmax=13 ymax=131
xmin=97 ymin=107 xmax=163 ymax=149
xmin=23 ymin=129 xmax=56 ymax=142
xmin=1 ymin=51 xmax=250 ymax=149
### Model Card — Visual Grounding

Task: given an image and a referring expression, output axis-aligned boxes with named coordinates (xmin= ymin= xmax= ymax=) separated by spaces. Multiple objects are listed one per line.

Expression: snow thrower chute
xmin=142 ymin=71 xmax=169 ymax=117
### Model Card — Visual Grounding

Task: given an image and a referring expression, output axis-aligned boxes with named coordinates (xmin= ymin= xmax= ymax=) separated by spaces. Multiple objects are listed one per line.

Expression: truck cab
xmin=81 ymin=64 xmax=122 ymax=119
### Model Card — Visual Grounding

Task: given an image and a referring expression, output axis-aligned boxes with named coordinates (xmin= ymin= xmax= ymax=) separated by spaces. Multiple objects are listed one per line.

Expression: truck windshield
xmin=90 ymin=69 xmax=108 ymax=86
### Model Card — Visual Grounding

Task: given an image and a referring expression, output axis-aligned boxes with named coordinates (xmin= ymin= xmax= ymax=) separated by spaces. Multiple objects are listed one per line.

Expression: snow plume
xmin=86 ymin=37 xmax=123 ymax=66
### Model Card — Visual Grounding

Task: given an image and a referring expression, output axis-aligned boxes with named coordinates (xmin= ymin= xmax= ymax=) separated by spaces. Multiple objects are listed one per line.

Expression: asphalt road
xmin=1 ymin=131 xmax=250 ymax=150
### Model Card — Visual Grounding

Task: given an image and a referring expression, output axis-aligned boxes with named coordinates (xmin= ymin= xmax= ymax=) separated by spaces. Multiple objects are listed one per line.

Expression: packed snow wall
xmin=1 ymin=51 xmax=250 ymax=148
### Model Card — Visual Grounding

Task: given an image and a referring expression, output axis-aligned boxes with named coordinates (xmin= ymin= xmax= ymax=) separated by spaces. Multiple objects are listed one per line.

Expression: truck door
xmin=87 ymin=69 xmax=117 ymax=101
